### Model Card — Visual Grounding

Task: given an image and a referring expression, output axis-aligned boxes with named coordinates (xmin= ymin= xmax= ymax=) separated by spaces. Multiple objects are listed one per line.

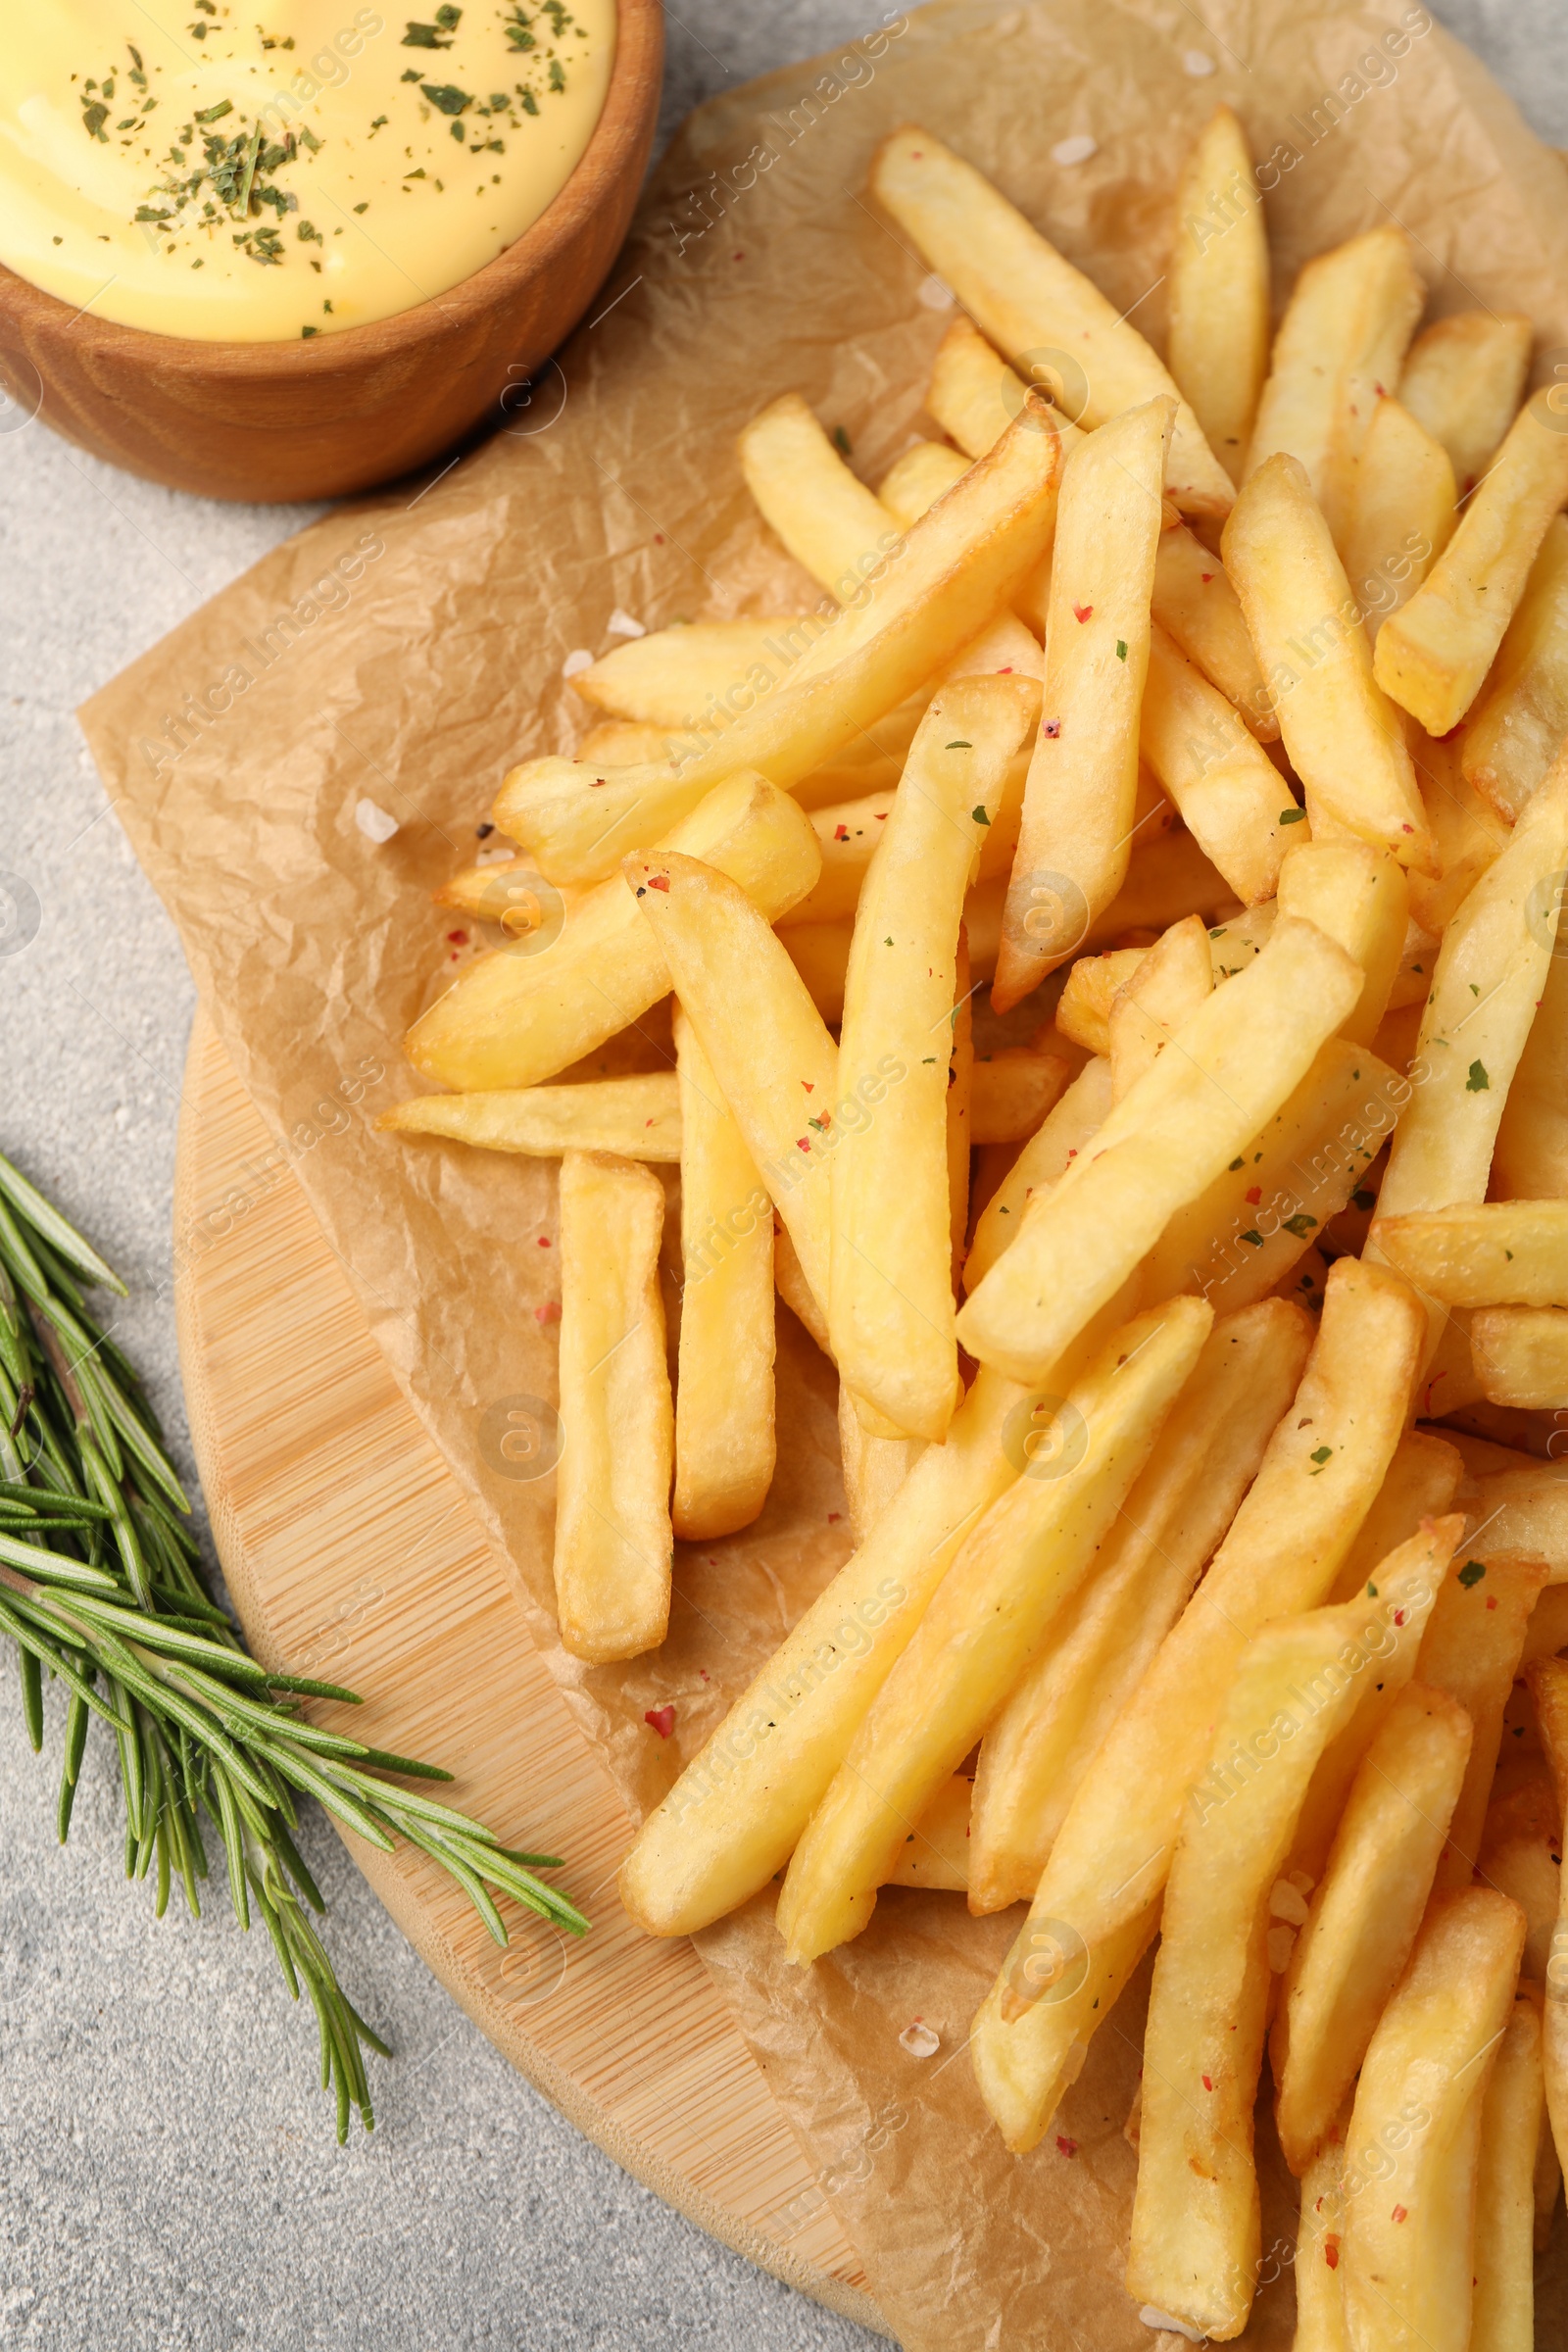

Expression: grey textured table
xmin=1 ymin=5 xmax=1564 ymax=2347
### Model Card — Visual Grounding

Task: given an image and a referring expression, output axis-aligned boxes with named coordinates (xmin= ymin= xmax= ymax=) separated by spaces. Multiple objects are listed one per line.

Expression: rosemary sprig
xmin=0 ymin=1150 xmax=587 ymax=2139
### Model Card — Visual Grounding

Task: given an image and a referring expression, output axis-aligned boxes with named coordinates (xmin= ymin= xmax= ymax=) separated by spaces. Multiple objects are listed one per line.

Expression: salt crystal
xmin=607 ymin=609 xmax=646 ymax=639
xmin=562 ymin=648 xmax=594 ymax=678
xmin=1269 ymin=1879 xmax=1310 ymax=1926
xmin=355 ymin=798 xmax=399 ymax=844
xmin=899 ymin=2020 xmax=940 ymax=2058
xmin=1051 ymin=134 xmax=1098 ymax=167
xmin=1267 ymin=1923 xmax=1298 ymax=1974
xmin=917 ymin=273 xmax=956 ymax=311
xmin=1182 ymin=49 xmax=1216 ymax=74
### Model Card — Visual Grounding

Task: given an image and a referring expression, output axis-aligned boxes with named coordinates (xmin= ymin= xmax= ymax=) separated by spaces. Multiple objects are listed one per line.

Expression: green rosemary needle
xmin=0 ymin=1149 xmax=587 ymax=2139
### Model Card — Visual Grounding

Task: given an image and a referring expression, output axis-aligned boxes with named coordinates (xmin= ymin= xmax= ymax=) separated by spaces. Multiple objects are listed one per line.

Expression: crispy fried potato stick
xmin=970 ymin=1050 xmax=1070 ymax=1146
xmin=1375 ymin=393 xmax=1568 ymax=738
xmin=1472 ymin=1983 xmax=1546 ymax=2352
xmin=1166 ymin=105 xmax=1269 ymax=488
xmin=837 ymin=1385 xmax=923 ymax=1545
xmin=1245 ymin=223 xmax=1424 ymax=544
xmin=1419 ymin=1550 xmax=1549 ymax=1886
xmin=378 ymin=1076 xmax=682 ymax=1160
xmin=625 ymin=851 xmax=838 ymax=1323
xmin=1277 ymin=839 xmax=1410 ymax=1047
xmin=1341 ymin=1889 xmax=1527 ymax=2352
xmin=1331 ymin=1430 xmax=1465 ymax=1602
xmin=832 ymin=678 xmax=1038 ymax=1437
xmin=739 ymin=392 xmax=900 ymax=603
xmin=1138 ymin=625 xmax=1296 ymax=904
xmin=872 ymin=125 xmax=1233 ymax=515
xmin=1493 ymin=922 xmax=1568 ymax=1201
xmin=1472 ymin=1306 xmax=1568 ymax=1407
xmin=1128 ymin=1595 xmax=1416 ymax=2340
xmin=958 ymin=917 xmax=1362 ymax=1382
xmin=554 ymin=1152 xmax=672 ymax=1663
xmin=1342 ymin=396 xmax=1456 ymax=641
xmin=1524 ymin=1659 xmax=1568 ymax=2180
xmin=493 ymin=397 xmax=1064 ymax=883
xmin=883 ymin=1773 xmax=972 ymax=1889
xmin=1398 ymin=311 xmax=1533 ymax=497
xmin=1106 ymin=912 xmax=1213 ymax=1103
xmin=1273 ymin=1684 xmax=1472 ymax=2177
xmin=1223 ymin=454 xmax=1434 ymax=869
xmin=776 ymin=1296 xmax=1213 ymax=1962
xmin=1054 ymin=905 xmax=1276 ymax=1056
xmin=963 ymin=1056 xmax=1110 ymax=1294
xmin=1462 ymin=514 xmax=1568 ymax=823
xmin=672 ymin=1005 xmax=775 ymax=1541
xmin=970 ymin=1258 xmax=1426 ymax=2151
xmin=995 ymin=398 xmax=1173 ymax=1008
xmin=406 ymin=773 xmax=820 ymax=1093
xmin=571 ymin=617 xmax=808 ymax=725
xmin=967 ymin=1300 xmax=1310 ymax=1912
xmin=1376 ymin=1202 xmax=1568 ymax=1305
xmin=877 ymin=438 xmax=972 ymax=528
xmin=1294 ymin=2112 xmax=1352 ymax=2352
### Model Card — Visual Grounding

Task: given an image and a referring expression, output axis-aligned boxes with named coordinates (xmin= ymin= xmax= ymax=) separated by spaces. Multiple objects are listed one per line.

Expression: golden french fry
xmin=776 ymin=1296 xmax=1213 ymax=1963
xmin=492 ymin=395 xmax=1065 ymax=883
xmin=1166 ymin=105 xmax=1269 ymax=487
xmin=1376 ymin=1201 xmax=1568 ymax=1306
xmin=1294 ymin=2115 xmax=1352 ymax=2352
xmin=1106 ymin=911 xmax=1213 ymax=1102
xmin=946 ymin=930 xmax=973 ymax=1298
xmin=1460 ymin=1463 xmax=1568 ymax=1583
xmin=671 ymin=1006 xmax=775 ymax=1541
xmin=1494 ymin=916 xmax=1568 ymax=1201
xmin=1473 ymin=1983 xmax=1545 ymax=2352
xmin=433 ymin=856 xmax=585 ymax=932
xmin=969 ymin=1049 xmax=1070 ymax=1146
xmin=1331 ymin=1429 xmax=1465 ymax=1602
xmin=1373 ymin=752 xmax=1568 ymax=1249
xmin=1342 ymin=395 xmax=1456 ymax=643
xmin=1054 ymin=905 xmax=1276 ymax=1056
xmin=995 ymin=397 xmax=1174 ymax=1009
xmin=624 ymin=851 xmax=838 ymax=1325
xmin=1472 ymin=1306 xmax=1568 ymax=1408
xmin=782 ymin=917 xmax=852 ymax=1024
xmin=1407 ymin=727 xmax=1512 ymax=938
xmin=571 ymin=617 xmax=810 ymax=726
xmin=1245 ymin=223 xmax=1425 ymax=545
xmin=577 ymin=718 xmax=679 ymax=767
xmin=872 ymin=125 xmax=1233 ymax=515
xmin=1398 ymin=310 xmax=1534 ymax=498
xmin=1419 ymin=1550 xmax=1550 ymax=1885
xmin=967 ymin=1298 xmax=1311 ymax=1912
xmin=1129 ymin=1594 xmax=1410 ymax=2340
xmin=1462 ymin=515 xmax=1568 ymax=822
xmin=1273 ymin=1683 xmax=1473 ymax=2178
xmin=774 ymin=1219 xmax=830 ymax=1356
xmin=739 ymin=392 xmax=900 ymax=604
xmin=963 ymin=1056 xmax=1110 ymax=1294
xmin=554 ymin=1152 xmax=672 ymax=1663
xmin=781 ymin=789 xmax=896 ymax=929
xmin=1278 ymin=840 xmax=1410 ymax=1046
xmin=1138 ymin=624 xmax=1297 ymax=903
xmin=1480 ymin=1780 xmax=1564 ymax=1984
xmin=377 ymin=1076 xmax=682 ymax=1161
xmin=1375 ymin=393 xmax=1568 ymax=738
xmin=958 ymin=917 xmax=1362 ymax=1384
xmin=831 ymin=678 xmax=1036 ymax=1438
xmin=1341 ymin=1888 xmax=1527 ymax=2352
xmin=884 ymin=1773 xmax=972 ymax=1889
xmin=617 ymin=1360 xmax=1034 ymax=1935
xmin=837 ymin=1384 xmax=923 ymax=1545
xmin=876 ymin=438 xmax=971 ymax=528
xmin=1520 ymin=1582 xmax=1568 ymax=1664
xmin=971 ymin=1258 xmax=1427 ymax=2151
xmin=406 ymin=773 xmax=821 ymax=1093
xmin=1223 ymin=454 xmax=1435 ymax=869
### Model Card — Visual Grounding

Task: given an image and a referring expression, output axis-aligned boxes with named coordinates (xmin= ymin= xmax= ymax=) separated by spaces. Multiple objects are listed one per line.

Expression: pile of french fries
xmin=381 ymin=98 xmax=1568 ymax=2345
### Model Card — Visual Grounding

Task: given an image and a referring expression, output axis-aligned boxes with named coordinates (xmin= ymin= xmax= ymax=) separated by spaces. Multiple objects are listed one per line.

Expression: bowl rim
xmin=0 ymin=0 xmax=662 ymax=378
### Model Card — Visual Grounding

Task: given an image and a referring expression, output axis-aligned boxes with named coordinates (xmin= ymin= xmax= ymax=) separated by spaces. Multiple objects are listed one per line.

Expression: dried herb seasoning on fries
xmin=379 ymin=91 xmax=1568 ymax=2344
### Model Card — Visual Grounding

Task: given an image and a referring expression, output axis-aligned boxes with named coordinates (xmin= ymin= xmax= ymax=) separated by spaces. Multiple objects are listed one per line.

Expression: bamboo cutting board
xmin=172 ymin=1004 xmax=887 ymax=2342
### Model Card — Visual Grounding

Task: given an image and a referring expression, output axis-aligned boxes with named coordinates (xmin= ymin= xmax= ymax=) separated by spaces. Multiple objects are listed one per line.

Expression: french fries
xmin=571 ymin=617 xmax=807 ymax=726
xmin=1418 ymin=1550 xmax=1550 ymax=1884
xmin=1340 ymin=1889 xmax=1527 ymax=2352
xmin=995 ymin=397 xmax=1173 ymax=1008
xmin=970 ymin=1258 xmax=1426 ymax=2151
xmin=1222 ymin=453 xmax=1435 ymax=869
xmin=1375 ymin=1200 xmax=1568 ymax=1304
xmin=553 ymin=1152 xmax=673 ymax=1663
xmin=1273 ymin=1683 xmax=1473 ymax=2177
xmin=963 ymin=1056 xmax=1110 ymax=1294
xmin=967 ymin=1299 xmax=1311 ymax=1912
xmin=406 ymin=772 xmax=821 ymax=1092
xmin=1341 ymin=395 xmax=1456 ymax=639
xmin=1525 ymin=1659 xmax=1568 ymax=2181
xmin=1276 ymin=839 xmax=1410 ymax=1046
xmin=379 ymin=1076 xmax=682 ymax=1160
xmin=958 ymin=916 xmax=1362 ymax=1382
xmin=1128 ymin=1595 xmax=1414 ymax=2341
xmin=671 ymin=1006 xmax=775 ymax=1541
xmin=1472 ymin=1305 xmax=1568 ymax=1407
xmin=1397 ymin=310 xmax=1533 ymax=497
xmin=876 ymin=438 xmax=971 ymax=528
xmin=739 ymin=392 xmax=899 ymax=603
xmin=492 ymin=394 xmax=1064 ymax=883
xmin=1461 ymin=514 xmax=1568 ymax=821
xmin=1375 ymin=392 xmax=1568 ymax=738
xmin=872 ymin=125 xmax=1235 ymax=516
xmin=1137 ymin=626 xmax=1294 ymax=904
xmin=1244 ymin=223 xmax=1425 ymax=545
xmin=836 ymin=1388 xmax=922 ymax=1545
xmin=775 ymin=1296 xmax=1213 ymax=1963
xmin=1294 ymin=2117 xmax=1352 ymax=2351
xmin=831 ymin=678 xmax=1037 ymax=1438
xmin=1493 ymin=919 xmax=1568 ymax=1200
xmin=1472 ymin=1983 xmax=1546 ymax=2352
xmin=1165 ymin=105 xmax=1268 ymax=489
xmin=1105 ymin=910 xmax=1212 ymax=1102
xmin=969 ymin=1049 xmax=1070 ymax=1146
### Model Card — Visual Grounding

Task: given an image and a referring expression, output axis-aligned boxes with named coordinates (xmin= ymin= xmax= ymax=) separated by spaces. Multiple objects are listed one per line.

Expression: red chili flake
xmin=828 ymin=1511 xmax=842 ymax=1523
xmin=645 ymin=1118 xmax=655 ymax=1128
xmin=1375 ymin=381 xmax=1387 ymax=397
xmin=534 ymin=1300 xmax=562 ymax=1324
xmin=999 ymin=664 xmax=1014 ymax=673
xmin=1201 ymin=2075 xmax=1213 ymax=2091
xmin=1055 ymin=2134 xmax=1078 ymax=2158
xmin=1044 ymin=718 xmax=1061 ymax=737
xmin=1324 ymin=2237 xmax=1341 ymax=2271
xmin=1401 ymin=822 xmax=1413 ymax=834
xmin=1487 ymin=1594 xmax=1498 ymax=1609
xmin=802 ymin=1080 xmax=815 ymax=1092
xmin=1245 ymin=1186 xmax=1262 ymax=1205
xmin=1392 ymin=2204 xmax=1407 ymax=2224
xmin=699 ymin=1667 xmax=710 ymax=1680
xmin=1065 ymin=1147 xmax=1077 ymax=1158
xmin=797 ymin=1138 xmax=811 ymax=1153
xmin=537 ymin=1236 xmax=551 ymax=1247
xmin=1394 ymin=1609 xmax=1406 ymax=1626
xmin=834 ymin=824 xmax=850 ymax=842
xmin=1200 ymin=571 xmax=1214 ymax=583
xmin=447 ymin=928 xmax=468 ymax=945
xmin=645 ymin=1705 xmax=676 ymax=1739
xmin=654 ymin=532 xmax=665 ymax=545
xmin=1073 ymin=602 xmax=1094 ymax=623
xmin=648 ymin=874 xmax=670 ymax=892
xmin=590 ymin=775 xmax=608 ymax=787
xmin=732 ymin=252 xmax=744 ymax=262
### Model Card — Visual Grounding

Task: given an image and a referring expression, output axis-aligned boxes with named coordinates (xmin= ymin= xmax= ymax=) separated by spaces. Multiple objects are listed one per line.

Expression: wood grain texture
xmin=0 ymin=0 xmax=662 ymax=504
xmin=173 ymin=1004 xmax=886 ymax=2339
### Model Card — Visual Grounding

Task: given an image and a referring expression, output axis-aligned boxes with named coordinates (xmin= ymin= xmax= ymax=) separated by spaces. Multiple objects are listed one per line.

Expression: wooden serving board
xmin=173 ymin=1005 xmax=887 ymax=2341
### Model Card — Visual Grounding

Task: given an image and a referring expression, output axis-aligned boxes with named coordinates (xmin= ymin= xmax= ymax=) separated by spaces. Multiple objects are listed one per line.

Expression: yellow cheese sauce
xmin=0 ymin=0 xmax=615 ymax=341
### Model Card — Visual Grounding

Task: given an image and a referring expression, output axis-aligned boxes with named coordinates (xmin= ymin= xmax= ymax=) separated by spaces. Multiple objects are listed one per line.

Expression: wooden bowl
xmin=0 ymin=0 xmax=662 ymax=505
